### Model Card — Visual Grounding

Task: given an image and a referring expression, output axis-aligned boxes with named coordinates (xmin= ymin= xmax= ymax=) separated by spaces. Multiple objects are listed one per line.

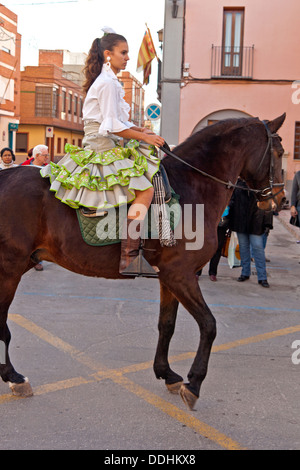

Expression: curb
xmin=277 ymin=212 xmax=299 ymax=240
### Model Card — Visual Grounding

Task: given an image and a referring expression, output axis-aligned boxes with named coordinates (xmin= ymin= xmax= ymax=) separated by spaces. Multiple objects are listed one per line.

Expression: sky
xmin=3 ymin=0 xmax=165 ymax=105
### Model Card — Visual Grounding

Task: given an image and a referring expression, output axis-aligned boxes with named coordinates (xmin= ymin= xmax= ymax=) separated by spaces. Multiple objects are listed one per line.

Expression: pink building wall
xmin=179 ymin=0 xmax=300 ymax=193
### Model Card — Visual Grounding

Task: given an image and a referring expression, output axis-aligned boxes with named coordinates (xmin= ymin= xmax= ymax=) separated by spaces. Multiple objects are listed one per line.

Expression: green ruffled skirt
xmin=41 ymin=133 xmax=160 ymax=210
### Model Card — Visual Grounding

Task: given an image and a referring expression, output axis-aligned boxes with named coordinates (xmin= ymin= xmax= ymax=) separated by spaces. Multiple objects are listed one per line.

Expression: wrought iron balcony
xmin=211 ymin=45 xmax=254 ymax=79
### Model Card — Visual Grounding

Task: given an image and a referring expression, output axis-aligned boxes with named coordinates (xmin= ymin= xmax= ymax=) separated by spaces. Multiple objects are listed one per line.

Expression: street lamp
xmin=157 ymin=29 xmax=163 ymax=50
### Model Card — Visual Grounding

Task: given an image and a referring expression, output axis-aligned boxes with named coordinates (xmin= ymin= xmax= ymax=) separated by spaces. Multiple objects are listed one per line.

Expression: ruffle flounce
xmin=41 ymin=140 xmax=160 ymax=210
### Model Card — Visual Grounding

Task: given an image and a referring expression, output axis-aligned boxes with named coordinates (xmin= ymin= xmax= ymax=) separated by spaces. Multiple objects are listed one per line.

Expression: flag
xmin=137 ymin=27 xmax=157 ymax=85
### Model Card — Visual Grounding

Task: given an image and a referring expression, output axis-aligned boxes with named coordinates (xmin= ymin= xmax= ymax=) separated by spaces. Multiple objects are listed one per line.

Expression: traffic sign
xmin=145 ymin=103 xmax=161 ymax=121
xmin=46 ymin=127 xmax=54 ymax=138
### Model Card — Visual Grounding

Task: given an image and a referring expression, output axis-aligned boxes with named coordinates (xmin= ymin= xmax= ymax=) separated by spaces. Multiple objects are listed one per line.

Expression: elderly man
xmin=21 ymin=144 xmax=49 ymax=167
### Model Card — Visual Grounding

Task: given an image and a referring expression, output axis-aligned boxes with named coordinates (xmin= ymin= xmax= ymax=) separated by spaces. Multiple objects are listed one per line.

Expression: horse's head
xmin=240 ymin=113 xmax=286 ymax=211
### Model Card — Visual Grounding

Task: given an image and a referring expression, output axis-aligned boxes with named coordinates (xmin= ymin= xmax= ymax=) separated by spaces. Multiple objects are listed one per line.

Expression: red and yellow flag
xmin=137 ymin=27 xmax=157 ymax=85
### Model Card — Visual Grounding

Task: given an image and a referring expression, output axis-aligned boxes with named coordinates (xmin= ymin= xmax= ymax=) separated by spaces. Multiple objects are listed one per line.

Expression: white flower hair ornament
xmin=101 ymin=26 xmax=116 ymax=36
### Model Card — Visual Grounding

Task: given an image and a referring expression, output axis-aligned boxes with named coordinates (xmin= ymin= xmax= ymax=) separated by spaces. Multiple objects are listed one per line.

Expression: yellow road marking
xmin=34 ymin=376 xmax=95 ymax=396
xmin=113 ymin=374 xmax=246 ymax=450
xmin=212 ymin=324 xmax=300 ymax=352
xmin=4 ymin=314 xmax=300 ymax=449
xmin=9 ymin=314 xmax=108 ymax=374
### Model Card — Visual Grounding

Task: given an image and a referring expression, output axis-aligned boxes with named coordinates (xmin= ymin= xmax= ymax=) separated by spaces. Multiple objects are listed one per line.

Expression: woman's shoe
xmin=119 ymin=218 xmax=142 ymax=274
xmin=258 ymin=280 xmax=269 ymax=288
xmin=237 ymin=275 xmax=249 ymax=282
xmin=119 ymin=218 xmax=158 ymax=277
xmin=209 ymin=274 xmax=217 ymax=282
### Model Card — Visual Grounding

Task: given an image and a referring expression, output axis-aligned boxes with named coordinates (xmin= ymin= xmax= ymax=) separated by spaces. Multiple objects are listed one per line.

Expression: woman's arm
xmin=113 ymin=128 xmax=165 ymax=147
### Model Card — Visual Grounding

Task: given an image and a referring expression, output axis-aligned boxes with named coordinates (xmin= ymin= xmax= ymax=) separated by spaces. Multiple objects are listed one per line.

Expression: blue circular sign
xmin=145 ymin=103 xmax=161 ymax=121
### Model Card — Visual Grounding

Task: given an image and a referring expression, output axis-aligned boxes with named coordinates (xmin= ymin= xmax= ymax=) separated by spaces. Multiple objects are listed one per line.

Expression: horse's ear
xmin=267 ymin=113 xmax=286 ymax=133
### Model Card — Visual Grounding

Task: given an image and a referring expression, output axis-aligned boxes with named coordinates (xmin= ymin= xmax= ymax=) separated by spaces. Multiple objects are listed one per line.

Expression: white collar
xmin=102 ymin=67 xmax=118 ymax=80
xmin=0 ymin=161 xmax=15 ymax=168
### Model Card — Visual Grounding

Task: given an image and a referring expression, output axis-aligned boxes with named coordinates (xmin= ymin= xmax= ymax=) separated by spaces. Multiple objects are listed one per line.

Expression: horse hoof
xmin=180 ymin=384 xmax=198 ymax=410
xmin=166 ymin=381 xmax=184 ymax=394
xmin=9 ymin=378 xmax=33 ymax=397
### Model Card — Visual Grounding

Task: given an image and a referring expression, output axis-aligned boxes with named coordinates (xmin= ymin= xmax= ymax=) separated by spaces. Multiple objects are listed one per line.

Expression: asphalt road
xmin=0 ymin=211 xmax=299 ymax=451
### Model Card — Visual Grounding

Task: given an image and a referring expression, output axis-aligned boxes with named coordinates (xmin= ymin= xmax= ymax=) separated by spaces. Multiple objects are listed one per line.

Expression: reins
xmin=160 ymin=120 xmax=284 ymax=202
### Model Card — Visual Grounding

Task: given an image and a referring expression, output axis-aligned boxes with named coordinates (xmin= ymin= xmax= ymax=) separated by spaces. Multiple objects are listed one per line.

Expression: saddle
xmin=76 ymin=186 xmax=180 ymax=248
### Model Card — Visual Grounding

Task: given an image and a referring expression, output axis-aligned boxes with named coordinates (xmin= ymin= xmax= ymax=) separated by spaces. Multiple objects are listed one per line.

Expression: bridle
xmin=255 ymin=121 xmax=285 ymax=201
xmin=160 ymin=120 xmax=285 ymax=203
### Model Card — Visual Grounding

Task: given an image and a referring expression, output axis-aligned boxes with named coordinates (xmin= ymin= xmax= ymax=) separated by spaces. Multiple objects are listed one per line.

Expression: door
xmin=222 ymin=9 xmax=244 ymax=76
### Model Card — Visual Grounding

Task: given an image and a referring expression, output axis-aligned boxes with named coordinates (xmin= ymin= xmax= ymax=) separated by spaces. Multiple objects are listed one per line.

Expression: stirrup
xmin=80 ymin=207 xmax=107 ymax=218
xmin=121 ymin=249 xmax=159 ymax=278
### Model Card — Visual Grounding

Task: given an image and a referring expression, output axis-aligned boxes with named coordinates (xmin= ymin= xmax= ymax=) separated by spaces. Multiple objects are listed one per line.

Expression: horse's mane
xmin=173 ymin=117 xmax=260 ymax=156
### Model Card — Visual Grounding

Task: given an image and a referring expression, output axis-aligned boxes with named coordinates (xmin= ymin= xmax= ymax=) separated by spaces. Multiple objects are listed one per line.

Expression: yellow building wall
xmin=15 ymin=124 xmax=84 ymax=164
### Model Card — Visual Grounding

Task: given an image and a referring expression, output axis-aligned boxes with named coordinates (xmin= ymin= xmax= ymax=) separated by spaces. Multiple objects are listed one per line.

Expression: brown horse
xmin=0 ymin=114 xmax=285 ymax=409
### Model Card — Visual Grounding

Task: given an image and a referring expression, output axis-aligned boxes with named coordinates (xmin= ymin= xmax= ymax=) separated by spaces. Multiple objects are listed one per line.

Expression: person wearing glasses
xmin=21 ymin=145 xmax=49 ymax=167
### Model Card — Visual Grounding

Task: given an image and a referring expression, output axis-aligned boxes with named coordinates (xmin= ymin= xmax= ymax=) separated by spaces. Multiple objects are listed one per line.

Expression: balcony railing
xmin=211 ymin=45 xmax=254 ymax=79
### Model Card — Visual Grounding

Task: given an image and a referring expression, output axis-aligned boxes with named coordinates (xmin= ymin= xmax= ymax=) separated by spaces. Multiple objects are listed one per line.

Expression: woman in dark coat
xmin=229 ymin=179 xmax=271 ymax=287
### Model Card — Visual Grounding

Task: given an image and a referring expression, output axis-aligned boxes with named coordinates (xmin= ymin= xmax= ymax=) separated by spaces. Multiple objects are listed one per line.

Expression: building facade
xmin=0 ymin=4 xmax=21 ymax=151
xmin=161 ymin=0 xmax=300 ymax=194
xmin=118 ymin=71 xmax=145 ymax=127
xmin=17 ymin=49 xmax=85 ymax=163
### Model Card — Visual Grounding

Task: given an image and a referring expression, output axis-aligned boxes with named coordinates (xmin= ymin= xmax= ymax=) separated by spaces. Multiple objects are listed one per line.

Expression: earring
xmin=104 ymin=56 xmax=111 ymax=71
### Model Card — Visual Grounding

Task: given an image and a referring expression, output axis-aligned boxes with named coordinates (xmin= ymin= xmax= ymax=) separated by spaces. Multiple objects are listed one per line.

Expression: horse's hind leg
xmin=0 ymin=277 xmax=33 ymax=397
xmin=153 ymin=283 xmax=183 ymax=393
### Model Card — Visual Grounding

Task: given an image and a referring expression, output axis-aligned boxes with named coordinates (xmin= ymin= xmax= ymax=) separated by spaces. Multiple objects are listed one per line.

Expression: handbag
xmin=221 ymin=230 xmax=231 ymax=257
xmin=289 ymin=216 xmax=300 ymax=228
xmin=228 ymin=232 xmax=241 ymax=269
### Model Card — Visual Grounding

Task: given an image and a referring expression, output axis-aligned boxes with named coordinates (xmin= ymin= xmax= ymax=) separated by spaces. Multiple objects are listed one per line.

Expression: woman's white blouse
xmin=82 ymin=68 xmax=134 ymax=136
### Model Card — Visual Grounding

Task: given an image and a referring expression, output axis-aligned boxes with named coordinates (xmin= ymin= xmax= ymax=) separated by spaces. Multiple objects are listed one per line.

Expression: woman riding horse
xmin=41 ymin=29 xmax=165 ymax=275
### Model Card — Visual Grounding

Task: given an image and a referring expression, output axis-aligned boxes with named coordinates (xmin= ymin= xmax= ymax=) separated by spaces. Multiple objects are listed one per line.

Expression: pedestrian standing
xmin=290 ymin=170 xmax=300 ymax=243
xmin=21 ymin=144 xmax=49 ymax=167
xmin=229 ymin=179 xmax=270 ymax=287
xmin=0 ymin=147 xmax=17 ymax=169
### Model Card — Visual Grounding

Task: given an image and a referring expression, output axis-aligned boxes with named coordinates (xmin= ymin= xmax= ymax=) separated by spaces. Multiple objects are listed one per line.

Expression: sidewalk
xmin=276 ymin=208 xmax=300 ymax=241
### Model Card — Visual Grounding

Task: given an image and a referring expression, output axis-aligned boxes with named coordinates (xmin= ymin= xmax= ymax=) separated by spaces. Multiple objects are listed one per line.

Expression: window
xmin=62 ymin=90 xmax=66 ymax=113
xmin=16 ymin=133 xmax=28 ymax=153
xmin=2 ymin=46 xmax=11 ymax=54
xmin=74 ymin=95 xmax=78 ymax=116
xmin=68 ymin=92 xmax=72 ymax=114
xmin=57 ymin=137 xmax=62 ymax=153
xmin=222 ymin=8 xmax=244 ymax=76
xmin=35 ymin=86 xmax=58 ymax=117
xmin=52 ymin=88 xmax=58 ymax=118
xmin=294 ymin=122 xmax=300 ymax=160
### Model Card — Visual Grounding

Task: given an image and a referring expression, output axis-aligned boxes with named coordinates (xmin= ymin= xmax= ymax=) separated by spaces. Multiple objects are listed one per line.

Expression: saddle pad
xmin=76 ymin=192 xmax=181 ymax=247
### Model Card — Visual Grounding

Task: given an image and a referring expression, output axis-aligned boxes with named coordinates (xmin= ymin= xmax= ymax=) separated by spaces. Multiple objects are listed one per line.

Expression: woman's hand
xmin=140 ymin=127 xmax=154 ymax=134
xmin=291 ymin=205 xmax=298 ymax=217
xmin=142 ymin=132 xmax=165 ymax=148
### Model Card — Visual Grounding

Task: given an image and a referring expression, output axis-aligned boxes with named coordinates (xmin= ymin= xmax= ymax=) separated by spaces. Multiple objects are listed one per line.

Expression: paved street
xmin=0 ymin=209 xmax=299 ymax=451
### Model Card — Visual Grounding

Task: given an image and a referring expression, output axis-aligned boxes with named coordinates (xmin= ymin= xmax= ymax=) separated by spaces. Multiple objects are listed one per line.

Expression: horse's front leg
xmin=166 ymin=276 xmax=217 ymax=410
xmin=181 ymin=300 xmax=217 ymax=410
xmin=153 ymin=283 xmax=183 ymax=393
xmin=0 ymin=277 xmax=33 ymax=397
